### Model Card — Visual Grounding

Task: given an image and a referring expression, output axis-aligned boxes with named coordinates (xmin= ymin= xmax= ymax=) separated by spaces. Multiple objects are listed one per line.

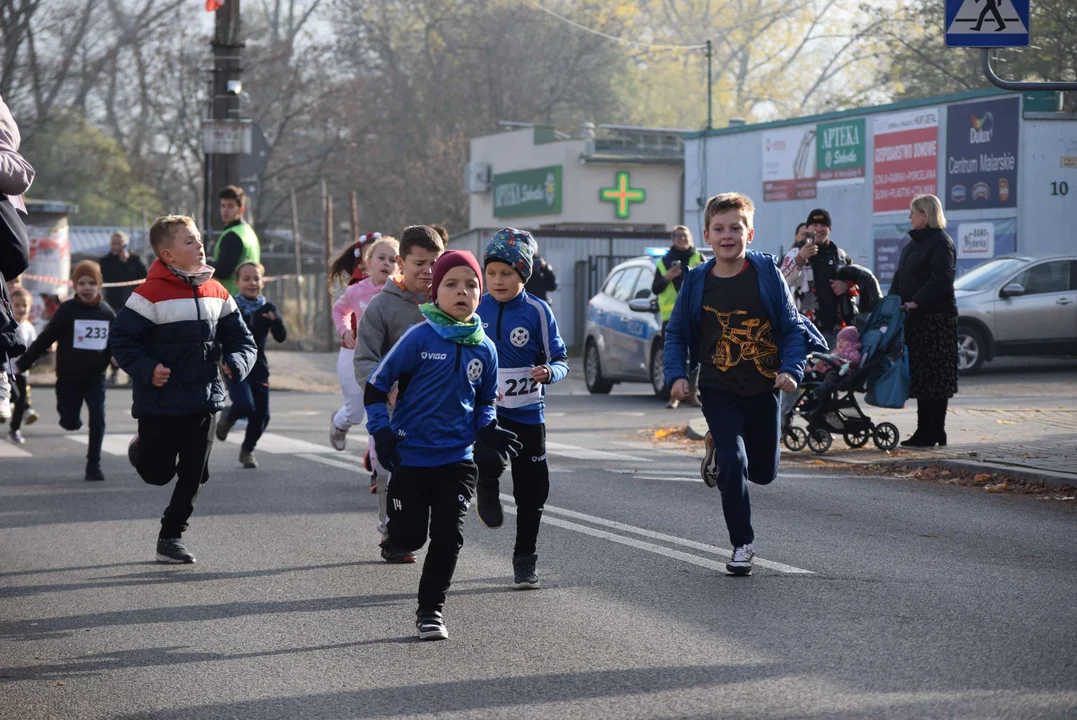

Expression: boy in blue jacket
xmin=111 ymin=215 xmax=256 ymax=564
xmin=365 ymin=250 xmax=521 ymax=641
xmin=664 ymin=193 xmax=826 ymax=576
xmin=474 ymin=228 xmax=569 ymax=589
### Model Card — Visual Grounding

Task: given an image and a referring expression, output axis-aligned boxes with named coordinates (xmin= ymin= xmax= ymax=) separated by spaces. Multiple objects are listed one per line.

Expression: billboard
xmin=873 ymin=108 xmax=940 ymax=213
xmin=492 ymin=165 xmax=562 ymax=218
xmin=945 ymin=96 xmax=1019 ymax=210
xmin=816 ymin=118 xmax=866 ymax=186
xmin=873 ymin=217 xmax=1017 ymax=287
xmin=763 ymin=126 xmax=817 ymax=202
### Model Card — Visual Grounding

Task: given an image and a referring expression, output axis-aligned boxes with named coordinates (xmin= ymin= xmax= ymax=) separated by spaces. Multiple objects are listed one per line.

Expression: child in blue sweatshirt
xmin=664 ymin=193 xmax=826 ymax=576
xmin=365 ymin=250 xmax=521 ymax=641
xmin=474 ymin=228 xmax=569 ymax=589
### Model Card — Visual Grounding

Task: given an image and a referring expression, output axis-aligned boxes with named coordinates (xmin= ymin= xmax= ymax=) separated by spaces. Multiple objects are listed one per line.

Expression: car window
xmin=611 ymin=267 xmax=642 ymax=303
xmin=630 ymin=266 xmax=654 ymax=299
xmin=602 ymin=270 xmax=624 ymax=296
xmin=954 ymin=257 xmax=1027 ymax=292
xmin=1013 ymin=261 xmax=1071 ymax=295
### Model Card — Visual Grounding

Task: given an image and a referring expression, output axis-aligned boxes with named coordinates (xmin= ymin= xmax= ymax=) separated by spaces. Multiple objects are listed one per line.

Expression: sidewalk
xmin=686 ymin=404 xmax=1077 ymax=489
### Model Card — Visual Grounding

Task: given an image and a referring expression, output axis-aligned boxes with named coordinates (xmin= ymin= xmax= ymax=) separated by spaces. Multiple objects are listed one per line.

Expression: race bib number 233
xmin=73 ymin=319 xmax=109 ymax=351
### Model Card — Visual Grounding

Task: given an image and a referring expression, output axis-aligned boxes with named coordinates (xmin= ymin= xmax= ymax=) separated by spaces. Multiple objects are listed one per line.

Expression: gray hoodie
xmin=0 ymin=95 xmax=34 ymax=201
xmin=353 ymin=278 xmax=425 ymax=389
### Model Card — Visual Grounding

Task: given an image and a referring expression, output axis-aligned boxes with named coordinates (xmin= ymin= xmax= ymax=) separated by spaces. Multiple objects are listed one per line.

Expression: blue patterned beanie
xmin=484 ymin=227 xmax=537 ymax=282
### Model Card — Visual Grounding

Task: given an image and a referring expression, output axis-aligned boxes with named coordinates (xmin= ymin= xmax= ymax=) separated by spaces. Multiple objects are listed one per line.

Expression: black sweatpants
xmin=134 ymin=413 xmax=217 ymax=539
xmin=56 ymin=376 xmax=106 ymax=464
xmin=9 ymin=373 xmax=30 ymax=431
xmin=386 ymin=461 xmax=477 ymax=614
xmin=699 ymin=388 xmax=781 ymax=548
xmin=474 ymin=416 xmax=549 ymax=557
xmin=225 ymin=376 xmax=270 ymax=452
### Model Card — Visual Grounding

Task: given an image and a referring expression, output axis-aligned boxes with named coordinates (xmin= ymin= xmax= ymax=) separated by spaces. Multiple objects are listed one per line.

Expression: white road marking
xmin=545 ymin=441 xmax=652 ymax=463
xmin=607 ymin=440 xmax=702 ymax=457
xmin=67 ymin=433 xmax=132 ymax=457
xmin=0 ymin=442 xmax=31 ymax=458
xmin=503 ymin=494 xmax=814 ymax=575
xmin=222 ymin=432 xmax=341 ymax=454
xmin=297 ymin=453 xmax=365 ymax=472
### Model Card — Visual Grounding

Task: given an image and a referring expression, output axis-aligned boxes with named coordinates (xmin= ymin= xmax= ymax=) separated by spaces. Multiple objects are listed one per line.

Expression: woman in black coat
xmin=888 ymin=194 xmax=958 ymax=447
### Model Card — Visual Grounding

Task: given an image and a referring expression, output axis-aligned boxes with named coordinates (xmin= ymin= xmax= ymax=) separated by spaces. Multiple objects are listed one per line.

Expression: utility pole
xmin=705 ymin=39 xmax=713 ymax=131
xmin=204 ymin=0 xmax=245 ymax=248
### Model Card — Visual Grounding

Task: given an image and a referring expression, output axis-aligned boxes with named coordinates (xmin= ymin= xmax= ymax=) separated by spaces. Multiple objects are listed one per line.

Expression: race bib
xmin=73 ymin=319 xmax=109 ymax=351
xmin=497 ymin=367 xmax=543 ymax=409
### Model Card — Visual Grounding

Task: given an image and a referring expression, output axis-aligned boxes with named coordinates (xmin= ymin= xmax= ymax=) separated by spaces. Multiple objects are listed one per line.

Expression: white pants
xmin=333 ymin=347 xmax=365 ymax=431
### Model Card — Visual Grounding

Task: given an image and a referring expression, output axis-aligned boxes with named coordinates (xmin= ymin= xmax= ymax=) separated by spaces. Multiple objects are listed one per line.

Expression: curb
xmin=685 ymin=421 xmax=1077 ymax=491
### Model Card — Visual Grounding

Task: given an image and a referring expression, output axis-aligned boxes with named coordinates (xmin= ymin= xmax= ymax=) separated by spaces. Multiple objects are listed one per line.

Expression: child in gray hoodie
xmin=354 ymin=225 xmax=444 ymax=562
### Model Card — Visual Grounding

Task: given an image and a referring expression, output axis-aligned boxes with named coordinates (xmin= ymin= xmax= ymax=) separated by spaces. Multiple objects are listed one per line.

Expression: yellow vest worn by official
xmin=656 ymin=250 xmax=703 ymax=322
xmin=212 ymin=220 xmax=261 ymax=295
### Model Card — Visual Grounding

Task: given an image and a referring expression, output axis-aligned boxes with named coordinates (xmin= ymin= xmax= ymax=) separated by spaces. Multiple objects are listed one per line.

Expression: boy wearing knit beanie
xmin=16 ymin=260 xmax=116 ymax=481
xmin=365 ymin=249 xmax=521 ymax=641
xmin=474 ymin=228 xmax=569 ymax=589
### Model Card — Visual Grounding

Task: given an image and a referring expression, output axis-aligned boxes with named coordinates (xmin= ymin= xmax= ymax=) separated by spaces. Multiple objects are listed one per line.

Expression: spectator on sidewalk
xmin=99 ymin=231 xmax=147 ymax=385
xmin=780 ymin=222 xmax=811 ymax=311
xmin=525 ymin=254 xmax=558 ymax=302
xmin=782 ymin=209 xmax=850 ymax=346
xmin=209 ymin=185 xmax=261 ymax=295
xmin=652 ymin=225 xmax=704 ymax=408
xmin=889 ymin=194 xmax=957 ymax=448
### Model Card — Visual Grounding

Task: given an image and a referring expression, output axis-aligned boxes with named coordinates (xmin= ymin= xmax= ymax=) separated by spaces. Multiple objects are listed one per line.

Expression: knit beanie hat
xmin=836 ymin=326 xmax=859 ymax=345
xmin=72 ymin=259 xmax=103 ymax=288
xmin=484 ymin=227 xmax=537 ymax=282
xmin=430 ymin=250 xmax=483 ymax=299
xmin=806 ymin=208 xmax=832 ymax=228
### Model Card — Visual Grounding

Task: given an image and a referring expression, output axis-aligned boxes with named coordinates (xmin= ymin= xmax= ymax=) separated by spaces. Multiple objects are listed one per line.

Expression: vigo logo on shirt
xmin=510 ymin=327 xmax=530 ymax=347
xmin=467 ymin=358 xmax=484 ymax=381
xmin=421 ymin=352 xmax=447 ymax=360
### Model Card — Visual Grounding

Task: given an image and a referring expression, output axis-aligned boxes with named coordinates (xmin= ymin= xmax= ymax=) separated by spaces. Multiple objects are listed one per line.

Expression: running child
xmin=329 ymin=233 xmax=399 ymax=454
xmin=111 ymin=215 xmax=256 ymax=564
xmin=365 ymin=250 xmax=521 ymax=640
xmin=474 ymin=228 xmax=569 ymax=589
xmin=6 ymin=286 xmax=39 ymax=442
xmin=215 ymin=261 xmax=287 ymax=468
xmin=16 ymin=261 xmax=115 ymax=480
xmin=664 ymin=193 xmax=825 ymax=576
xmin=355 ymin=225 xmax=444 ymax=562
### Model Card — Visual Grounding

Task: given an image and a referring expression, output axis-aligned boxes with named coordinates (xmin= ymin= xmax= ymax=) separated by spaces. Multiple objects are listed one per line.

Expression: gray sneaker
xmin=215 ymin=406 xmax=236 ymax=441
xmin=512 ymin=553 xmax=540 ymax=590
xmin=239 ymin=450 xmax=258 ymax=469
xmin=329 ymin=417 xmax=347 ymax=451
xmin=726 ymin=544 xmax=754 ymax=576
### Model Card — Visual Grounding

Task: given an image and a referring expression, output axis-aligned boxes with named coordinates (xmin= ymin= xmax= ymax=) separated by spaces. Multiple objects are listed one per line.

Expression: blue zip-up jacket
xmin=664 ymin=251 xmax=828 ymax=387
xmin=365 ymin=320 xmax=498 ymax=467
xmin=476 ymin=290 xmax=569 ymax=425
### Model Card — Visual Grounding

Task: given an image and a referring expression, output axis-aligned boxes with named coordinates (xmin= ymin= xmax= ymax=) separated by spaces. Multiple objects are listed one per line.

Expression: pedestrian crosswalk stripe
xmin=545 ymin=441 xmax=651 ymax=463
xmin=68 ymin=434 xmax=132 ymax=457
xmin=221 ymin=431 xmax=349 ymax=455
xmin=0 ymin=442 xmax=31 ymax=458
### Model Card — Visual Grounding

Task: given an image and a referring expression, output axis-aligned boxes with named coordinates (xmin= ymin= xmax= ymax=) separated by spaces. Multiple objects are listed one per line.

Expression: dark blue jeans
xmin=226 ymin=376 xmax=270 ymax=452
xmin=699 ymin=387 xmax=781 ymax=548
xmin=56 ymin=375 xmax=106 ymax=464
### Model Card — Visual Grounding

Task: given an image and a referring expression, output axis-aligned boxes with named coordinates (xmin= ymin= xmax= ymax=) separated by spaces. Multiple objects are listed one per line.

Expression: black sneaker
xmin=85 ymin=462 xmax=105 ymax=482
xmin=726 ymin=543 xmax=754 ymax=576
xmin=127 ymin=435 xmax=140 ymax=468
xmin=380 ymin=543 xmax=416 ymax=564
xmin=476 ymin=483 xmax=503 ymax=528
xmin=512 ymin=553 xmax=539 ymax=590
xmin=701 ymin=431 xmax=719 ymax=489
xmin=215 ymin=406 xmax=236 ymax=441
xmin=416 ymin=611 xmax=448 ymax=641
xmin=156 ymin=538 xmax=196 ymax=564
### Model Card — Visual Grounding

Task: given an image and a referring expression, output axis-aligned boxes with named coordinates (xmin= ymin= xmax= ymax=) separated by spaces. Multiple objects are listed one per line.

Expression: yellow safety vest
xmin=212 ymin=221 xmax=261 ymax=295
xmin=656 ymin=251 xmax=703 ymax=321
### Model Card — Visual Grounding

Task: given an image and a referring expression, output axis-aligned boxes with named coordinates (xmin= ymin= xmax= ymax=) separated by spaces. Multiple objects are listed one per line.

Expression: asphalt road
xmin=1 ymin=367 xmax=1075 ymax=719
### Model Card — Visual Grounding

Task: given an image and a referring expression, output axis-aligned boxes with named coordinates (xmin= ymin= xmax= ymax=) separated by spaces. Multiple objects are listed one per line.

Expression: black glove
xmin=478 ymin=420 xmax=522 ymax=458
xmin=372 ymin=427 xmax=401 ymax=473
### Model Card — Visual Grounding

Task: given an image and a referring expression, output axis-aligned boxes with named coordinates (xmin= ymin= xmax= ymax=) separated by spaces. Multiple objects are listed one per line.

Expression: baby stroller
xmin=782 ymin=295 xmax=905 ymax=454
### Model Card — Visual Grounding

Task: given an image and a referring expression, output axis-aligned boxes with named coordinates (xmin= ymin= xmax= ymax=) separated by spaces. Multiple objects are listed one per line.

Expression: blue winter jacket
xmin=476 ymin=290 xmax=569 ymax=425
xmin=365 ymin=320 xmax=499 ymax=467
xmin=663 ymin=251 xmax=828 ymax=386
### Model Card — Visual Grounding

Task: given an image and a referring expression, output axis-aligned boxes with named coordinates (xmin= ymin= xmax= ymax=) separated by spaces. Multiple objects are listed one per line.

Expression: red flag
xmin=206 ymin=0 xmax=223 ymax=10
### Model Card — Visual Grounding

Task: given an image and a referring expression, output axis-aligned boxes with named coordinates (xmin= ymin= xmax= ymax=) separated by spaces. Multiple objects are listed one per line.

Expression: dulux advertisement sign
xmin=945 ymin=96 xmax=1019 ymax=210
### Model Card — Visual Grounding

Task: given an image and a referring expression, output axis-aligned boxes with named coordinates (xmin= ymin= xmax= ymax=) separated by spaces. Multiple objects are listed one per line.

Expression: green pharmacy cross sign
xmin=600 ymin=172 xmax=646 ymax=219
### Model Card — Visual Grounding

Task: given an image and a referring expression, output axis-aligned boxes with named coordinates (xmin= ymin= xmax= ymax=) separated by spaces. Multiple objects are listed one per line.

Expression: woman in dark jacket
xmin=888 ymin=193 xmax=958 ymax=447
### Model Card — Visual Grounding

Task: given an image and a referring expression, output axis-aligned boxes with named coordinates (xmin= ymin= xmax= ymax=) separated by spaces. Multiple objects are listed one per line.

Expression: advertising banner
xmin=816 ymin=118 xmax=866 ymax=186
xmin=492 ymin=165 xmax=562 ymax=218
xmin=763 ymin=126 xmax=817 ymax=202
xmin=873 ymin=108 xmax=940 ymax=214
xmin=945 ymin=96 xmax=1019 ymax=209
xmin=873 ymin=217 xmax=1016 ymax=287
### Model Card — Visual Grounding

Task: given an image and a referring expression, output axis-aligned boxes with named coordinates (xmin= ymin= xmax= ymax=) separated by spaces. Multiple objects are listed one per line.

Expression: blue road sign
xmin=945 ymin=0 xmax=1029 ymax=48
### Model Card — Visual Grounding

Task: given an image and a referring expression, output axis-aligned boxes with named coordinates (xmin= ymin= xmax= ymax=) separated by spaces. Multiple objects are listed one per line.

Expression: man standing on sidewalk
xmin=209 ymin=185 xmax=261 ymax=296
xmin=99 ymin=231 xmax=147 ymax=385
xmin=782 ymin=209 xmax=850 ymax=346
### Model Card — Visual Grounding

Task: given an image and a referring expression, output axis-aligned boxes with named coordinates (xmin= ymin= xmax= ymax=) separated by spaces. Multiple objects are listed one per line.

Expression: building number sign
xmin=600 ymin=172 xmax=646 ymax=219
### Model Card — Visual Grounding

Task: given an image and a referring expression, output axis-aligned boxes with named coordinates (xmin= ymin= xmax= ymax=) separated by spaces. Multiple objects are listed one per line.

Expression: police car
xmin=582 ymin=249 xmax=711 ymax=398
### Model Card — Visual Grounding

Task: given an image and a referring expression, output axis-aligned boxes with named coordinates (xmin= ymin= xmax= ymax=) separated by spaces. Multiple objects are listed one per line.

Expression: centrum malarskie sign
xmin=492 ymin=165 xmax=562 ymax=218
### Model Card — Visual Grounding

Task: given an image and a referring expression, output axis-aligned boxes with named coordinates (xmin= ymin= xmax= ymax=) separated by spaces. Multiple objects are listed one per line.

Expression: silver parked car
xmin=955 ymin=254 xmax=1077 ymax=373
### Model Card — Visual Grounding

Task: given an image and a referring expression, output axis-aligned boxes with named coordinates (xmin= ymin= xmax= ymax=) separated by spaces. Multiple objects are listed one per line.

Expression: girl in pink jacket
xmin=328 ymin=234 xmax=399 ymax=455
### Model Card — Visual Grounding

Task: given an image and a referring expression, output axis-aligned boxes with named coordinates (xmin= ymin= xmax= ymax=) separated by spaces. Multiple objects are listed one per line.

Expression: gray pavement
xmin=1 ymin=365 xmax=1076 ymax=719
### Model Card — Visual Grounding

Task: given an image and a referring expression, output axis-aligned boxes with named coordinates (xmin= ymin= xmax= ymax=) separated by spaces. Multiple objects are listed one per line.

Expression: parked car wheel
xmin=650 ymin=340 xmax=670 ymax=400
xmin=584 ymin=340 xmax=614 ymax=394
xmin=957 ymin=325 xmax=987 ymax=375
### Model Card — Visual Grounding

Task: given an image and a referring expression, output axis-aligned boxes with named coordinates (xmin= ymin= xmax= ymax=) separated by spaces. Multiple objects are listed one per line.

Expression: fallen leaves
xmin=984 ymin=482 xmax=1011 ymax=493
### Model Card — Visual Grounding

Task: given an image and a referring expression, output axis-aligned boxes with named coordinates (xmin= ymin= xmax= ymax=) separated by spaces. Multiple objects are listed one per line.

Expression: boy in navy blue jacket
xmin=111 ymin=215 xmax=256 ymax=564
xmin=474 ymin=228 xmax=569 ymax=589
xmin=215 ymin=261 xmax=287 ymax=468
xmin=664 ymin=193 xmax=826 ymax=576
xmin=365 ymin=250 xmax=521 ymax=641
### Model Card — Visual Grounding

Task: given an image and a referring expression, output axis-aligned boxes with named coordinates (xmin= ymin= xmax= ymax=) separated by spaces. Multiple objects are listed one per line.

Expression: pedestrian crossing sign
xmin=945 ymin=0 xmax=1029 ymax=47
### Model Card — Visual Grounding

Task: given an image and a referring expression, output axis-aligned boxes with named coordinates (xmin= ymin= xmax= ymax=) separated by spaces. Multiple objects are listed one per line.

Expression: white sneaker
xmin=666 ymin=398 xmax=680 ymax=409
xmin=329 ymin=417 xmax=347 ymax=451
xmin=726 ymin=544 xmax=754 ymax=576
